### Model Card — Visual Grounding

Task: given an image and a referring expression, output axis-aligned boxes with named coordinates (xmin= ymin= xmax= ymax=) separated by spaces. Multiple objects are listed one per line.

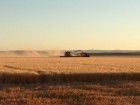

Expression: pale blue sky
xmin=0 ymin=0 xmax=140 ymax=50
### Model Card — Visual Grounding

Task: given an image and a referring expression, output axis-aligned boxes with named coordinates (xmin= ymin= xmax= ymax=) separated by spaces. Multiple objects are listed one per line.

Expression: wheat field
xmin=0 ymin=56 xmax=140 ymax=74
xmin=0 ymin=56 xmax=140 ymax=105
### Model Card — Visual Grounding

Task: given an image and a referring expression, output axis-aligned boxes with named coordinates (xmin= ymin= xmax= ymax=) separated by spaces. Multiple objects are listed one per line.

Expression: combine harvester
xmin=60 ymin=50 xmax=90 ymax=57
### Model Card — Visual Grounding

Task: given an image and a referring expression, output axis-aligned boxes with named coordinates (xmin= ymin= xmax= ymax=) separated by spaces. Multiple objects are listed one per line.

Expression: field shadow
xmin=0 ymin=72 xmax=139 ymax=84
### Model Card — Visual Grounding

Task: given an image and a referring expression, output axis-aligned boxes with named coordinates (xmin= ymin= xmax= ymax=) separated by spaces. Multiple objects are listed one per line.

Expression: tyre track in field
xmin=3 ymin=65 xmax=45 ymax=74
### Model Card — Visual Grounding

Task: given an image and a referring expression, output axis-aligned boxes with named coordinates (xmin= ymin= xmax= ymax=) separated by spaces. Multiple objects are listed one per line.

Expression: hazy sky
xmin=0 ymin=0 xmax=140 ymax=50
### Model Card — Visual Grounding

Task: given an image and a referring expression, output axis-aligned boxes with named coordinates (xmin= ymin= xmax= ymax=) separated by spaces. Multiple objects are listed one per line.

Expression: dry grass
xmin=0 ymin=81 xmax=139 ymax=105
xmin=0 ymin=56 xmax=139 ymax=105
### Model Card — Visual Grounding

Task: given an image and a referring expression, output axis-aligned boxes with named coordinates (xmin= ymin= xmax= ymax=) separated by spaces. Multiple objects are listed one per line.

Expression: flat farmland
xmin=0 ymin=56 xmax=140 ymax=74
xmin=0 ymin=56 xmax=139 ymax=105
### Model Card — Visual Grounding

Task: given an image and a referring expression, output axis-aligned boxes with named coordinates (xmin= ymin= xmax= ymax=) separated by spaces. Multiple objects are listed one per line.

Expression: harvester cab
xmin=64 ymin=51 xmax=72 ymax=57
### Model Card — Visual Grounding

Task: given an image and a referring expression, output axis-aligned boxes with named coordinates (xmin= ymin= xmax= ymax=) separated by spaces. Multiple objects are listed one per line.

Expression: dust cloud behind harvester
xmin=0 ymin=50 xmax=64 ymax=57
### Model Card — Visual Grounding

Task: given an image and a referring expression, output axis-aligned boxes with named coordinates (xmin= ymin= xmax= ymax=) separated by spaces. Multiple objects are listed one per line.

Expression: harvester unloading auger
xmin=60 ymin=50 xmax=90 ymax=57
